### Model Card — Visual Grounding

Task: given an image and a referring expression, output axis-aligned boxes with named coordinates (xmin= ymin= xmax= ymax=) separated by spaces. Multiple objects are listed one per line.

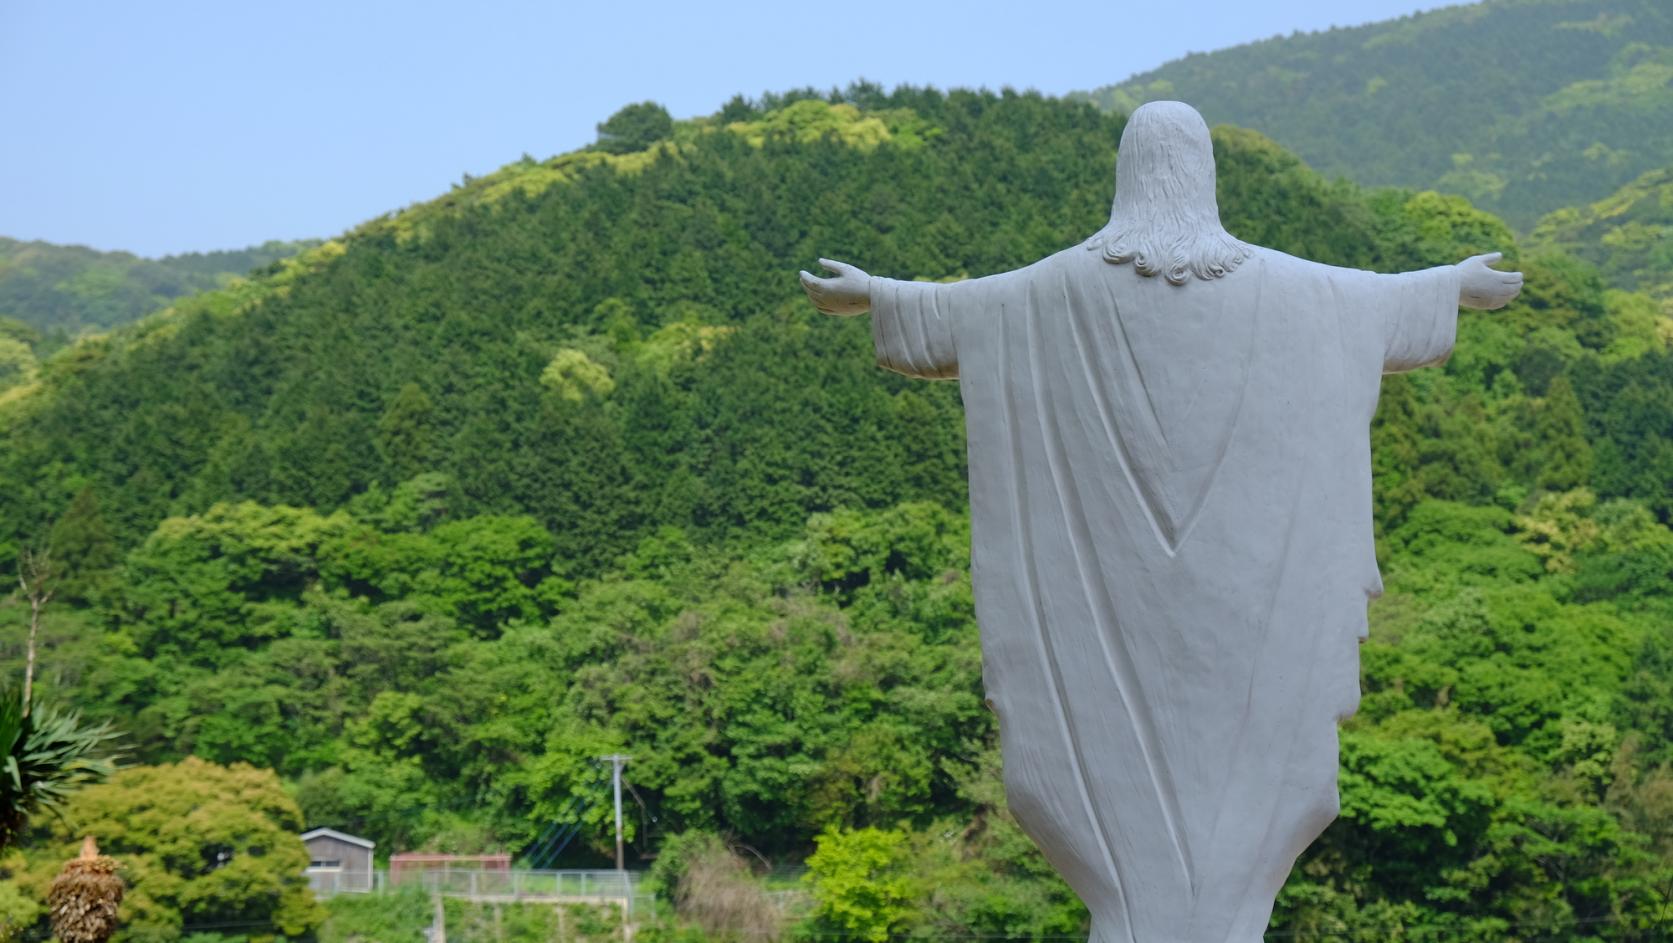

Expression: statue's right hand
xmin=799 ymin=258 xmax=872 ymax=316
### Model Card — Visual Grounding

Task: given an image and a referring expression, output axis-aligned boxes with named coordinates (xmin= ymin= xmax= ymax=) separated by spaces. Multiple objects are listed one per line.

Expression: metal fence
xmin=316 ymin=868 xmax=658 ymax=920
xmin=306 ymin=867 xmax=376 ymax=898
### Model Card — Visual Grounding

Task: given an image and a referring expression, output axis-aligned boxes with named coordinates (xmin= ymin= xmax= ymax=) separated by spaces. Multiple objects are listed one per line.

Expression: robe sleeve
xmin=1357 ymin=265 xmax=1463 ymax=374
xmin=869 ymin=277 xmax=969 ymax=380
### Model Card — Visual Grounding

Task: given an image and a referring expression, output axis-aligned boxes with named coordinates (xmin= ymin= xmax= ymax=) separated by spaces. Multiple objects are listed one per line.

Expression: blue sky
xmin=2 ymin=0 xmax=1455 ymax=257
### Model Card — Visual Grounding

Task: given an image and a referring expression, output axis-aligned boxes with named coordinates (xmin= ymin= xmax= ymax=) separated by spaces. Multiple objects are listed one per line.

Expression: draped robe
xmin=869 ymin=244 xmax=1460 ymax=943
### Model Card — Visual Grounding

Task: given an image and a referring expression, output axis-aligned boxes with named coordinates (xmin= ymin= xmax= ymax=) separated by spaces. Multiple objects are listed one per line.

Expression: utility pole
xmin=599 ymin=754 xmax=631 ymax=871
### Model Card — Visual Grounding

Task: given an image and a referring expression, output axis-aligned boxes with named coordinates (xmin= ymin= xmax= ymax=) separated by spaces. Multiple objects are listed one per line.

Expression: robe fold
xmin=870 ymin=246 xmax=1459 ymax=943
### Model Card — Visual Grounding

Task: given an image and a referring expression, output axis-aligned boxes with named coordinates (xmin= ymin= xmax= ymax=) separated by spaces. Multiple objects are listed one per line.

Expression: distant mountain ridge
xmin=0 ymin=236 xmax=314 ymax=336
xmin=1081 ymin=0 xmax=1673 ymax=230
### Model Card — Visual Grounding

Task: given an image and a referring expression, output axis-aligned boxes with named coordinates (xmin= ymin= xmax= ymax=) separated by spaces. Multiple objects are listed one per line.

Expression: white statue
xmin=800 ymin=101 xmax=1522 ymax=943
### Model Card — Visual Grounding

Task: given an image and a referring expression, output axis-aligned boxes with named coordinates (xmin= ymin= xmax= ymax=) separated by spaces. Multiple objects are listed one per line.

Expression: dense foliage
xmin=0 ymin=86 xmax=1668 ymax=942
xmin=1531 ymin=164 xmax=1673 ymax=303
xmin=1082 ymin=0 xmax=1673 ymax=229
xmin=1 ymin=759 xmax=322 ymax=942
xmin=0 ymin=237 xmax=312 ymax=338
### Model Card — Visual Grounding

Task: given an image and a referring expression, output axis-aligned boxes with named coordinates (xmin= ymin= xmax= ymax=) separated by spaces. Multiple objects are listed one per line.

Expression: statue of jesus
xmin=799 ymin=101 xmax=1523 ymax=943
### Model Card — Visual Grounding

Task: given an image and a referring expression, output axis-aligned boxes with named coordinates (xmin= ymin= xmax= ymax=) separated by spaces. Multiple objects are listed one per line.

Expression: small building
xmin=389 ymin=853 xmax=512 ymax=888
xmin=301 ymin=827 xmax=376 ymax=897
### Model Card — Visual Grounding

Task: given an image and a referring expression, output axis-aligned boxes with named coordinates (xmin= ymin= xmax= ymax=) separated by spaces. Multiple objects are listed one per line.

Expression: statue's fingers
xmin=1477 ymin=251 xmax=1504 ymax=267
xmin=819 ymin=258 xmax=856 ymax=276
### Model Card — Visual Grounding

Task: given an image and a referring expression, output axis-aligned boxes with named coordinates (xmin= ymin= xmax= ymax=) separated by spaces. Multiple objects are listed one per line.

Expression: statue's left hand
xmin=799 ymin=259 xmax=872 ymax=316
xmin=1456 ymin=252 xmax=1524 ymax=310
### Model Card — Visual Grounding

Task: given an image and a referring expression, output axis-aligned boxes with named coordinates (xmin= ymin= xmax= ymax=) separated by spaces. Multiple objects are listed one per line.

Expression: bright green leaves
xmin=723 ymin=100 xmax=935 ymax=152
xmin=1324 ymin=489 xmax=1671 ymax=937
xmin=416 ymin=515 xmax=567 ymax=633
xmin=1339 ymin=731 xmax=1495 ymax=843
xmin=1530 ymin=165 xmax=1673 ymax=304
xmin=1 ymin=759 xmax=323 ymax=942
xmin=794 ymin=502 xmax=969 ymax=602
xmin=117 ymin=498 xmax=568 ymax=659
xmin=541 ymin=349 xmax=615 ymax=403
xmin=803 ymin=827 xmax=915 ymax=943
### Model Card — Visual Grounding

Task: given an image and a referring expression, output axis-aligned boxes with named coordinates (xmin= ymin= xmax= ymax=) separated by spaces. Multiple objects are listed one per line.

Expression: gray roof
xmin=300 ymin=827 xmax=375 ymax=849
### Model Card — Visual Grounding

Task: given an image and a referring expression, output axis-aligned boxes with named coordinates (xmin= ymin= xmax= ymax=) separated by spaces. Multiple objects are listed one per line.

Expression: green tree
xmin=47 ymin=488 xmax=119 ymax=603
xmin=803 ymin=827 xmax=915 ymax=943
xmin=1534 ymin=375 xmax=1593 ymax=491
xmin=375 ymin=383 xmax=437 ymax=483
xmin=12 ymin=758 xmax=323 ymax=942
xmin=595 ymin=102 xmax=673 ymax=154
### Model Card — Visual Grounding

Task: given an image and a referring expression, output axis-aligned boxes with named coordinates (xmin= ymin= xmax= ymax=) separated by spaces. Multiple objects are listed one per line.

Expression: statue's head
xmin=1087 ymin=100 xmax=1250 ymax=285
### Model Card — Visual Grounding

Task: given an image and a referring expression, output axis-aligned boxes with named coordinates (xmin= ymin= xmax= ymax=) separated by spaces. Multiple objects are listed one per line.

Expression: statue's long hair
xmin=1085 ymin=101 xmax=1251 ymax=285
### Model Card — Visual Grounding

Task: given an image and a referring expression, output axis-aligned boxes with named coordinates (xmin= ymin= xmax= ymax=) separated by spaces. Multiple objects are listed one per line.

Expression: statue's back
xmin=936 ymin=244 xmax=1454 ymax=943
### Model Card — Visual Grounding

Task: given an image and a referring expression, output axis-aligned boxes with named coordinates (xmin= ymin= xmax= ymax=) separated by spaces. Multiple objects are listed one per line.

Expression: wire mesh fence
xmin=316 ymin=868 xmax=658 ymax=920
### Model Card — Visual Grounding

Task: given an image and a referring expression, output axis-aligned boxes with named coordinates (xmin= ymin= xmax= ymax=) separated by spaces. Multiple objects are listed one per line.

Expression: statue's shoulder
xmin=960 ymin=246 xmax=1082 ymax=286
xmin=1244 ymin=245 xmax=1385 ymax=282
xmin=1033 ymin=244 xmax=1087 ymax=274
xmin=1242 ymin=244 xmax=1314 ymax=275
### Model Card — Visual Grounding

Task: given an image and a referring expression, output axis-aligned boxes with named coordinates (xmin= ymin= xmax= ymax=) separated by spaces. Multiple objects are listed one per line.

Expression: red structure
xmin=388 ymin=853 xmax=512 ymax=885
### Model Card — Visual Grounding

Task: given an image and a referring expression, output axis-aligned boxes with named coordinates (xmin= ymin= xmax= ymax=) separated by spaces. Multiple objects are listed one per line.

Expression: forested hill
xmin=1530 ymin=163 xmax=1673 ymax=301
xmin=0 ymin=236 xmax=312 ymax=337
xmin=1081 ymin=0 xmax=1673 ymax=230
xmin=1 ymin=89 xmax=1670 ymax=941
xmin=3 ymin=89 xmax=1540 ymax=574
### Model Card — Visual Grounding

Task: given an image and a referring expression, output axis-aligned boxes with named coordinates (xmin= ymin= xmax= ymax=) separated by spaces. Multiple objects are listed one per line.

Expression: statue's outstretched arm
xmin=1373 ymin=250 xmax=1523 ymax=374
xmin=799 ymin=257 xmax=972 ymax=380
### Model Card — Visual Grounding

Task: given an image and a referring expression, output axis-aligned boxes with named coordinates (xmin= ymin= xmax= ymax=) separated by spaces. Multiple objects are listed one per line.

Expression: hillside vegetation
xmin=0 ymin=236 xmax=312 ymax=338
xmin=1530 ymin=163 xmax=1673 ymax=303
xmin=0 ymin=89 xmax=1669 ymax=942
xmin=1082 ymin=0 xmax=1673 ymax=230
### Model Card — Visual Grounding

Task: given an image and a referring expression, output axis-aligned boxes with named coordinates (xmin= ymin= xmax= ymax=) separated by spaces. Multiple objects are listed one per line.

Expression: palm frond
xmin=0 ymin=690 xmax=119 ymax=851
